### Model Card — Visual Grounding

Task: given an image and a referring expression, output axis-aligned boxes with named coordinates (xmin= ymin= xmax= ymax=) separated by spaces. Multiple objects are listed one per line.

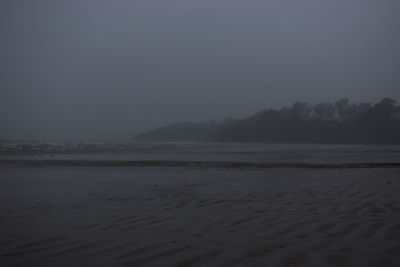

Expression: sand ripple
xmin=1 ymin=167 xmax=400 ymax=266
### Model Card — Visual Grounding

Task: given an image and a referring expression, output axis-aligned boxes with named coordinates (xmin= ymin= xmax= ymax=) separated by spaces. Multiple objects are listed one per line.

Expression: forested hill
xmin=133 ymin=98 xmax=400 ymax=144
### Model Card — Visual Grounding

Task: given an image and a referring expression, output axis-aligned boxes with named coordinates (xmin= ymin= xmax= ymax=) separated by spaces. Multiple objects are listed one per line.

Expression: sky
xmin=1 ymin=0 xmax=400 ymax=140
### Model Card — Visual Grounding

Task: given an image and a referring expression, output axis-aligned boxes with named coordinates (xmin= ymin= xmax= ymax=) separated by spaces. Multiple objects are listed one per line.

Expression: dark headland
xmin=134 ymin=98 xmax=400 ymax=144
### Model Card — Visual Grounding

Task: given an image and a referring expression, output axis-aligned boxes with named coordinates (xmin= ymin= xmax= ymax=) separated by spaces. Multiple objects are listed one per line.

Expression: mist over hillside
xmin=134 ymin=98 xmax=400 ymax=144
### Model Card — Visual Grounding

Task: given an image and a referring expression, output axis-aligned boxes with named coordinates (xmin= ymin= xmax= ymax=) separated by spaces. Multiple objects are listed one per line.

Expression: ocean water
xmin=1 ymin=141 xmax=399 ymax=166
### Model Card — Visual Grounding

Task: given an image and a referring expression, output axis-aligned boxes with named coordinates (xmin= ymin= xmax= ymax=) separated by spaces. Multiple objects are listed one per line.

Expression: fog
xmin=1 ymin=0 xmax=400 ymax=140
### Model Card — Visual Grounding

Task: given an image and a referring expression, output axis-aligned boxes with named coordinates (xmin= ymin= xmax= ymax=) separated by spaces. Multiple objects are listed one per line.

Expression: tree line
xmin=133 ymin=98 xmax=400 ymax=144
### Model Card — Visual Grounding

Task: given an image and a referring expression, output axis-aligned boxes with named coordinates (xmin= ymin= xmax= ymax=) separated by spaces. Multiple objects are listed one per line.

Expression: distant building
xmin=390 ymin=107 xmax=400 ymax=121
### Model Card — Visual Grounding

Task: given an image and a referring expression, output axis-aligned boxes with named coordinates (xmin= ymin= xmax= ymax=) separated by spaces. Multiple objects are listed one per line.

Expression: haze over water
xmin=1 ymin=1 xmax=400 ymax=267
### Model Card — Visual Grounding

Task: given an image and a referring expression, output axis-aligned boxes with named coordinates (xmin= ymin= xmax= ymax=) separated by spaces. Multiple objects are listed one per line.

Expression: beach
xmin=1 ymin=143 xmax=400 ymax=266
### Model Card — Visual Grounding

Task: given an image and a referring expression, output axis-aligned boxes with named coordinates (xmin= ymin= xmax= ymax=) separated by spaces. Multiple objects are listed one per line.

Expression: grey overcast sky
xmin=1 ymin=0 xmax=400 ymax=140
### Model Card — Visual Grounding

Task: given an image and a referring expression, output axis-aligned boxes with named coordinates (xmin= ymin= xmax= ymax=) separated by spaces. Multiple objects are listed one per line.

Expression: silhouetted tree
xmin=334 ymin=99 xmax=349 ymax=119
xmin=291 ymin=102 xmax=311 ymax=120
xmin=313 ymin=103 xmax=335 ymax=120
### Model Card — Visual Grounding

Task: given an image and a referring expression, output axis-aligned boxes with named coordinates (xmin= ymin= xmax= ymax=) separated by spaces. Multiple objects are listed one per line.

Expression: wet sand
xmin=1 ymin=165 xmax=400 ymax=266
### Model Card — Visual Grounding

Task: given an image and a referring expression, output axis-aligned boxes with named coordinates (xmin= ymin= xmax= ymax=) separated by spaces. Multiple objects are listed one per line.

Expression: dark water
xmin=1 ymin=142 xmax=400 ymax=166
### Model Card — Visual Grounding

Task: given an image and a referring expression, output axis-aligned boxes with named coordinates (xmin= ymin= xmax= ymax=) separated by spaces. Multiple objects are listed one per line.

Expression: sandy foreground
xmin=1 ymin=165 xmax=400 ymax=267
